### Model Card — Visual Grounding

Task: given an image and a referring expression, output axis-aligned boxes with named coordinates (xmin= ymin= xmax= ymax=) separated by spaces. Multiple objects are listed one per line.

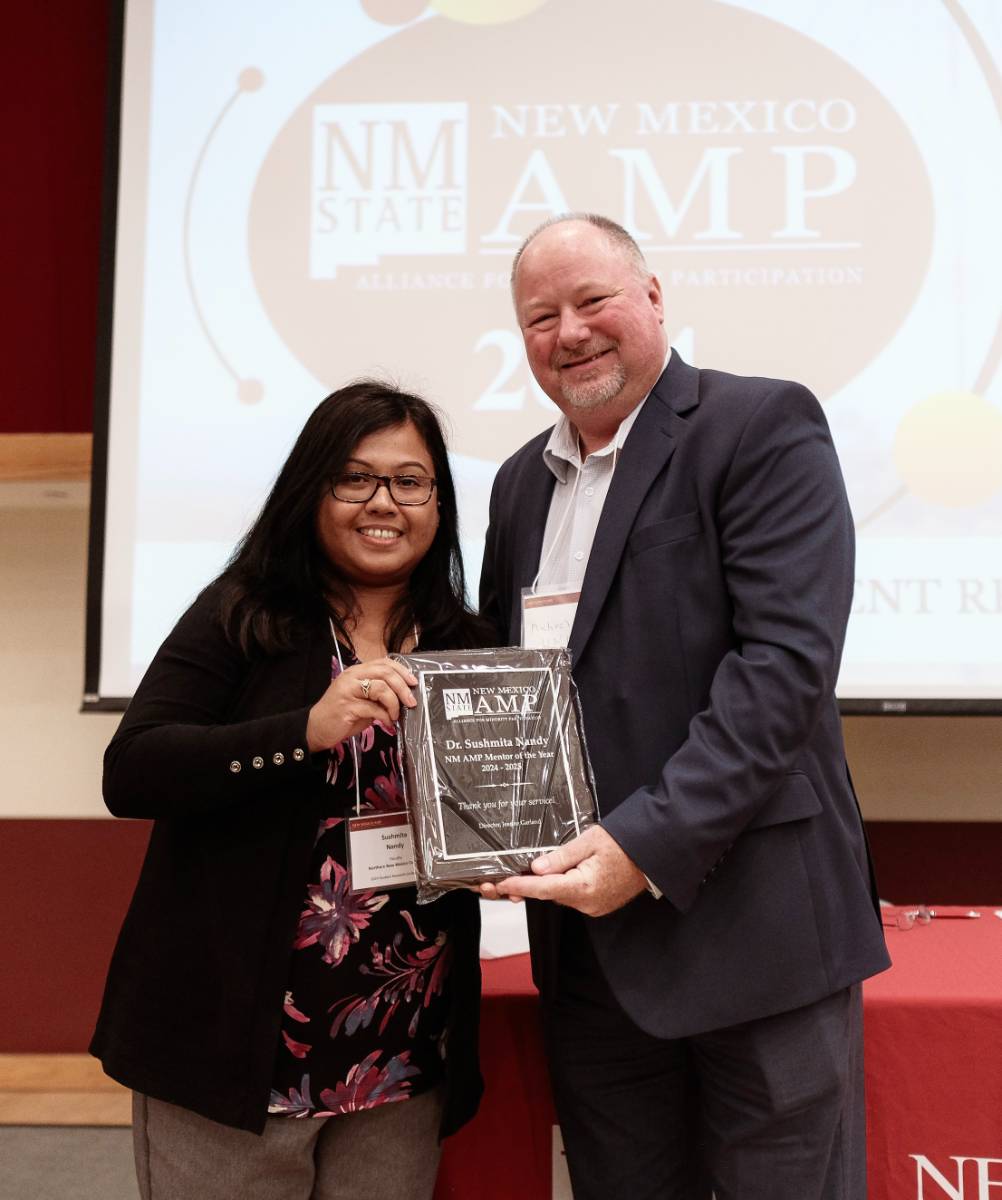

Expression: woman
xmin=91 ymin=381 xmax=492 ymax=1200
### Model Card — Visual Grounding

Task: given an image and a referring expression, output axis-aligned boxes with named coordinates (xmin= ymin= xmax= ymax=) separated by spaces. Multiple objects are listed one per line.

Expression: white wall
xmin=1 ymin=483 xmax=118 ymax=817
xmin=0 ymin=480 xmax=998 ymax=820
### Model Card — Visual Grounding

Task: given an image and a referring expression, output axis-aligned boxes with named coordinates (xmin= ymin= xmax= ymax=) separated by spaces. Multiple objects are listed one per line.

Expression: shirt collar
xmin=542 ymin=349 xmax=671 ymax=482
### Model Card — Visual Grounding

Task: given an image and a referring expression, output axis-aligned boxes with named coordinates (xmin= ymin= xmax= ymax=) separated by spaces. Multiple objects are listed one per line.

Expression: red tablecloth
xmin=435 ymin=955 xmax=558 ymax=1199
xmin=865 ymin=907 xmax=1002 ymax=1199
xmin=435 ymin=909 xmax=1002 ymax=1200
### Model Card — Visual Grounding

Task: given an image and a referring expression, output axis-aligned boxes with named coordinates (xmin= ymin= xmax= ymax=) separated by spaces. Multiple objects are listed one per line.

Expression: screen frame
xmin=80 ymin=0 xmax=1002 ymax=717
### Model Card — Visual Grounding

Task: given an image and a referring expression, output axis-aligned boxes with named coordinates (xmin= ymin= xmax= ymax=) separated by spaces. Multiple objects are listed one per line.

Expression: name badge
xmin=521 ymin=585 xmax=581 ymax=649
xmin=347 ymin=811 xmax=416 ymax=892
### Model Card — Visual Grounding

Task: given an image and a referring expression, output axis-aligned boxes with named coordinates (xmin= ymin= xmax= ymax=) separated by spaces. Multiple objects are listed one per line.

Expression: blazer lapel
xmin=569 ymin=355 xmax=699 ymax=664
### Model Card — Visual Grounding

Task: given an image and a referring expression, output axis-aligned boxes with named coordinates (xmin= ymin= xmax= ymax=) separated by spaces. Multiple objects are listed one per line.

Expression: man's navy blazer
xmin=480 ymin=351 xmax=890 ymax=1039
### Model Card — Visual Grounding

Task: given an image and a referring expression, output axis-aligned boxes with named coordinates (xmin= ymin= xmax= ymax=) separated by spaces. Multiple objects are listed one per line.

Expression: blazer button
xmin=272 ymin=752 xmax=285 ymax=766
xmin=229 ymin=760 xmax=241 ymax=774
xmin=252 ymin=756 xmax=264 ymax=769
xmin=292 ymin=748 xmax=305 ymax=762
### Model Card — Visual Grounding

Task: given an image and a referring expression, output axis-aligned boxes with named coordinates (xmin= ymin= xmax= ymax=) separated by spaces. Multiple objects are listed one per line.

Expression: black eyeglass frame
xmin=329 ymin=471 xmax=438 ymax=506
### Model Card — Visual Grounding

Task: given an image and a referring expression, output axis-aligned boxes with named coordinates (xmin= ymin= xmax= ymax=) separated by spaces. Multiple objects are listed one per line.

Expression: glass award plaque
xmin=393 ymin=647 xmax=598 ymax=901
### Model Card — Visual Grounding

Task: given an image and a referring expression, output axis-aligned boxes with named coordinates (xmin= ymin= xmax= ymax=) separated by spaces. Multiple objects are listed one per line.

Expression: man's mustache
xmin=553 ymin=342 xmax=616 ymax=369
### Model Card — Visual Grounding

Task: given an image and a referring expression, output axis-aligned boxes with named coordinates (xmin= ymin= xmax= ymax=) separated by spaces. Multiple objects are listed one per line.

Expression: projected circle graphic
xmin=361 ymin=0 xmax=428 ymax=23
xmin=894 ymin=392 xmax=1002 ymax=508
xmin=430 ymin=0 xmax=550 ymax=21
xmin=238 ymin=67 xmax=264 ymax=92
xmin=247 ymin=0 xmax=933 ymax=465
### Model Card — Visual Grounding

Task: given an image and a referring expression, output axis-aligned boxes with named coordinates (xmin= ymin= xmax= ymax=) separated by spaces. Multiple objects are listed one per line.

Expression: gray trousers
xmin=132 ymin=1088 xmax=444 ymax=1200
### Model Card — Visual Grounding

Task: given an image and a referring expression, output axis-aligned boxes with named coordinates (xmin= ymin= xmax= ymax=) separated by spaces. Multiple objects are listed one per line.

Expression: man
xmin=478 ymin=213 xmax=889 ymax=1199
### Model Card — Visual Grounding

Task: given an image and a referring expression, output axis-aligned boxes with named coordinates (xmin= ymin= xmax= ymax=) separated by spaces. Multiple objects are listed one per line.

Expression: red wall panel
xmin=1 ymin=0 xmax=110 ymax=433
xmin=1 ymin=818 xmax=149 ymax=1052
xmin=866 ymin=821 xmax=1002 ymax=907
xmin=0 ymin=818 xmax=999 ymax=1053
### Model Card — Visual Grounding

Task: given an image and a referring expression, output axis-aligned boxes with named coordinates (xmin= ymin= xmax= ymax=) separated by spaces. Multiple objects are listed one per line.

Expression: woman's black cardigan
xmin=90 ymin=585 xmax=483 ymax=1135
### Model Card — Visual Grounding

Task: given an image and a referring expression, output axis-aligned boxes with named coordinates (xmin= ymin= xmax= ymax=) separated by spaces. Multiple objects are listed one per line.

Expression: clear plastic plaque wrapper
xmin=392 ymin=647 xmax=598 ymax=902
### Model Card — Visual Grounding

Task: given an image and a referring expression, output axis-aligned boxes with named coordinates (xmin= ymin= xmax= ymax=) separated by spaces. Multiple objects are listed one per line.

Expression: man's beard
xmin=557 ymin=353 xmax=627 ymax=411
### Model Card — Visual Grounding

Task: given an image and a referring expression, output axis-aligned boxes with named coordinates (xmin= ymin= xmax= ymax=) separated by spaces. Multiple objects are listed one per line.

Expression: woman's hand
xmin=306 ymin=658 xmax=419 ymax=751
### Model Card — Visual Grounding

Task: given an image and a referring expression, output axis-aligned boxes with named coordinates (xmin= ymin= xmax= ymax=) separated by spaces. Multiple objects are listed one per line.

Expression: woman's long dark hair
xmin=216 ymin=380 xmax=490 ymax=656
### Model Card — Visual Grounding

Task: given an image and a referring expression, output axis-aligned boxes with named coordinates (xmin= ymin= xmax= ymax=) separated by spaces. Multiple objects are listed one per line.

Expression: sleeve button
xmin=292 ymin=748 xmax=305 ymax=762
xmin=252 ymin=756 xmax=264 ymax=769
xmin=272 ymin=752 xmax=285 ymax=766
xmin=229 ymin=760 xmax=242 ymax=774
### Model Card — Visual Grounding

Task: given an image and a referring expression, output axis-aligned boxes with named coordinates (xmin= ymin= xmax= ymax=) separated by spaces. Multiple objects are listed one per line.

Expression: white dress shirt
xmin=532 ymin=361 xmax=671 ymax=900
xmin=535 ymin=397 xmax=648 ymax=591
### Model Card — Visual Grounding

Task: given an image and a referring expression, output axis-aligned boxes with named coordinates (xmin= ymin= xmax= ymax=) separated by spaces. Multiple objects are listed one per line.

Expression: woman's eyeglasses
xmin=330 ymin=471 xmax=437 ymax=506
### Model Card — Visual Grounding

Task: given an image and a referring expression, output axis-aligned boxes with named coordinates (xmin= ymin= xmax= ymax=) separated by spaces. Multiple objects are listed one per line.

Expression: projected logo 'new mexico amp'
xmin=248 ymin=0 xmax=932 ymax=463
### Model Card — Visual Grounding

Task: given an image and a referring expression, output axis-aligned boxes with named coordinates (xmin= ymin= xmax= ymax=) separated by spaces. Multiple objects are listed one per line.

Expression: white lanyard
xmin=330 ymin=621 xmax=364 ymax=816
xmin=329 ymin=617 xmax=420 ymax=892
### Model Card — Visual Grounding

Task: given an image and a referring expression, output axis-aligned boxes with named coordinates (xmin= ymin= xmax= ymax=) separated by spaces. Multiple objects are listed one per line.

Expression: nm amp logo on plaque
xmin=441 ymin=684 xmax=540 ymax=720
xmin=442 ymin=688 xmax=474 ymax=720
xmin=311 ymin=103 xmax=467 ymax=276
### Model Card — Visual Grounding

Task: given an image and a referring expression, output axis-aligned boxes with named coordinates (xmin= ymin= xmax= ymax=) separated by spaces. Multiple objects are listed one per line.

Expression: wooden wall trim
xmin=0 ymin=434 xmax=93 ymax=481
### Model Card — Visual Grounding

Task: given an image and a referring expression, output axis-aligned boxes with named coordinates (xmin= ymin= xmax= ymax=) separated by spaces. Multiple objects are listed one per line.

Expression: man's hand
xmin=480 ymin=826 xmax=648 ymax=917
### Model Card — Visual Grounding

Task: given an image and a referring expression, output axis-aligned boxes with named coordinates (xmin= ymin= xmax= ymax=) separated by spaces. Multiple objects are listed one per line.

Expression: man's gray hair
xmin=510 ymin=213 xmax=649 ymax=293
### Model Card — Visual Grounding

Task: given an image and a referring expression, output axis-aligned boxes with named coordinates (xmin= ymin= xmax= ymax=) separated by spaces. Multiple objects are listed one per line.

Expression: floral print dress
xmin=269 ymin=648 xmax=453 ymax=1118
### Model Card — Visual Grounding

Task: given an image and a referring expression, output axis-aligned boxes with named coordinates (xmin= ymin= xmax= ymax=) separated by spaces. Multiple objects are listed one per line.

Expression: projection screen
xmin=85 ymin=0 xmax=1002 ymax=713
